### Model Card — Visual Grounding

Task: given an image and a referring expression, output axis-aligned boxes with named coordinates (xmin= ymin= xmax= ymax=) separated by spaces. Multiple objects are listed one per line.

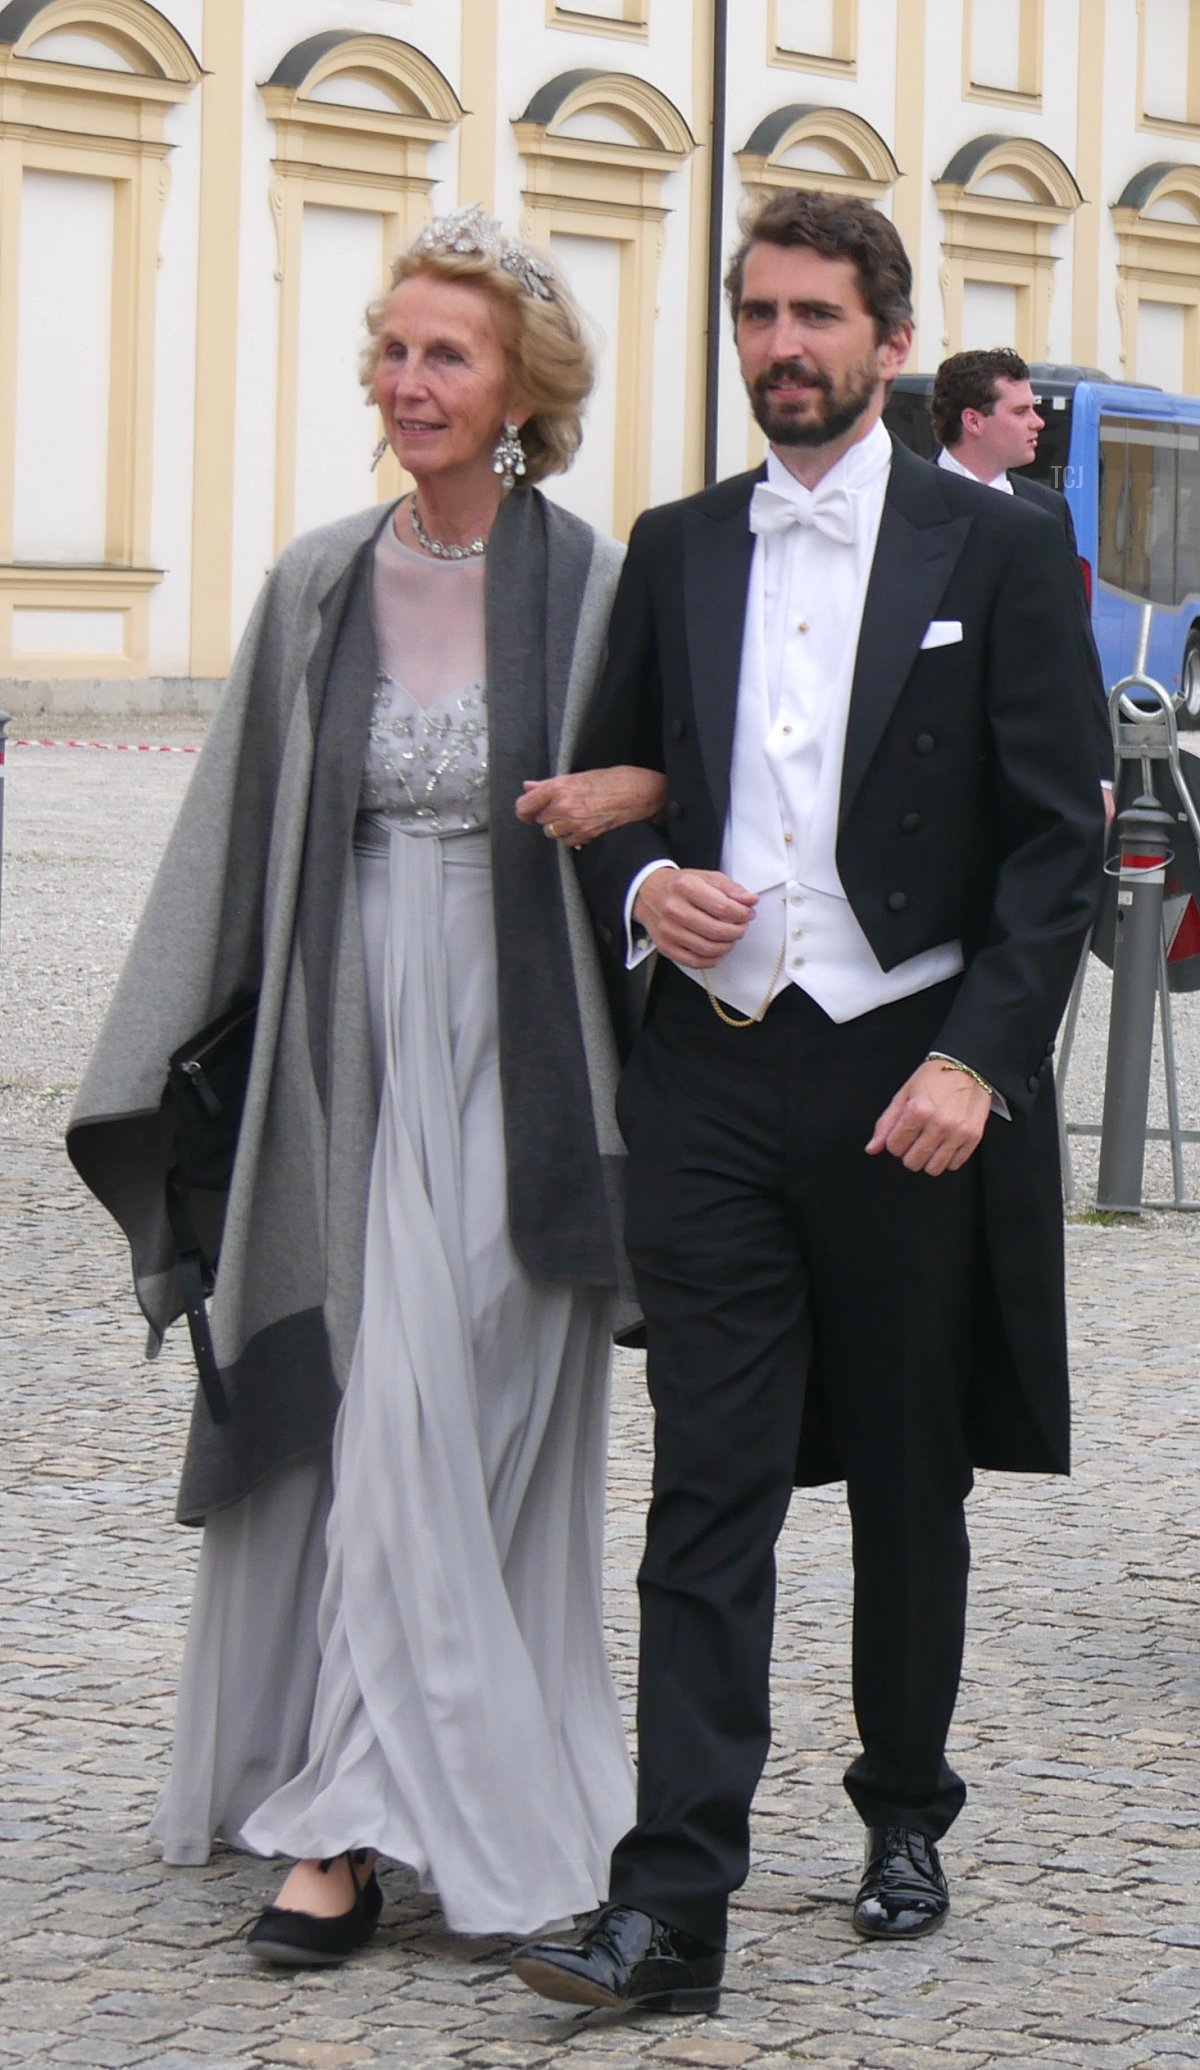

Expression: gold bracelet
xmin=927 ymin=1052 xmax=996 ymax=1099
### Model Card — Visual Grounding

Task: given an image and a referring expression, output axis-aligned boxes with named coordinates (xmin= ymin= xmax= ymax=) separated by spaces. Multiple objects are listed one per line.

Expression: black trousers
xmin=608 ymin=963 xmax=979 ymax=1946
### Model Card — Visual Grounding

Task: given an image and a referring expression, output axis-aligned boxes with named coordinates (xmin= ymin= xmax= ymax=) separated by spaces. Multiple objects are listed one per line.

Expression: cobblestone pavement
xmin=1 ymin=734 xmax=1198 ymax=2070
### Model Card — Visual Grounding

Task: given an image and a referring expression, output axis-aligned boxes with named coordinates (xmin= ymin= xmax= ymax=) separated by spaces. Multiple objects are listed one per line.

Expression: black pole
xmin=1095 ymin=792 xmax=1176 ymax=1211
xmin=703 ymin=0 xmax=728 ymax=487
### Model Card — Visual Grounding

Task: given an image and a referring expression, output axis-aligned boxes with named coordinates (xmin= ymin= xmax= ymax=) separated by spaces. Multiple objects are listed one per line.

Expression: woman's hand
xmin=516 ymin=766 xmax=669 ymax=847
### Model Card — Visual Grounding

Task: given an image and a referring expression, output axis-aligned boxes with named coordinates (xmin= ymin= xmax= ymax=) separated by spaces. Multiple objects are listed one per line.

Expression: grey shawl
xmin=67 ymin=490 xmax=634 ymax=1524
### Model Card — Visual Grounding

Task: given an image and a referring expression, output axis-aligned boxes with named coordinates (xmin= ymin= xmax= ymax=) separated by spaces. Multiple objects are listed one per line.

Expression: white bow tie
xmin=748 ymin=478 xmax=857 ymax=548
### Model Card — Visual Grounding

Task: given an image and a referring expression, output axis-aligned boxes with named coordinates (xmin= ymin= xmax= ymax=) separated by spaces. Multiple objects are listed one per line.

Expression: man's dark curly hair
xmin=724 ymin=189 xmax=913 ymax=345
xmin=930 ymin=347 xmax=1030 ymax=449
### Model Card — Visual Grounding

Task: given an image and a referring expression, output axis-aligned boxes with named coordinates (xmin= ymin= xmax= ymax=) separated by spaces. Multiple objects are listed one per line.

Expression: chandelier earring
xmin=370 ymin=435 xmax=389 ymax=473
xmin=493 ymin=422 xmax=527 ymax=492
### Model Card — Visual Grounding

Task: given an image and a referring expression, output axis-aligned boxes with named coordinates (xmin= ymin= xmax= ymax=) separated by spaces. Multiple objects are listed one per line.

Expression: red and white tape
xmin=13 ymin=736 xmax=200 ymax=754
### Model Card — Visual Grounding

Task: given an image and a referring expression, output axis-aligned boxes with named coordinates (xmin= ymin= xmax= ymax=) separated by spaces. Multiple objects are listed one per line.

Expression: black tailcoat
xmin=575 ymin=438 xmax=1105 ymax=1479
xmin=1010 ymin=470 xmax=1112 ymax=782
xmin=932 ymin=457 xmax=1113 ymax=783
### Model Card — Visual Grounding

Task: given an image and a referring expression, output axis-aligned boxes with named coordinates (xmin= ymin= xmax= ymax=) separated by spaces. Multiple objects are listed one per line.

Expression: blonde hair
xmin=360 ymin=239 xmax=594 ymax=485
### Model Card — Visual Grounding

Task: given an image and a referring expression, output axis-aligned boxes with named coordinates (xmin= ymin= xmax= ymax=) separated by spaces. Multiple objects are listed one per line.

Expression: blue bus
xmin=885 ymin=367 xmax=1200 ymax=726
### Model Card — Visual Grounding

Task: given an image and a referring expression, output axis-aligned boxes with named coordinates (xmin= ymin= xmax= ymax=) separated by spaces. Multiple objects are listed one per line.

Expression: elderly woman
xmin=68 ymin=208 xmax=664 ymax=1961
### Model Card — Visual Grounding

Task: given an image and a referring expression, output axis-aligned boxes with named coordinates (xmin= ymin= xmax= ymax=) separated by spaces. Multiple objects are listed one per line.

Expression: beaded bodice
xmin=359 ymin=672 xmax=489 ymax=834
xmin=357 ymin=513 xmax=490 ymax=835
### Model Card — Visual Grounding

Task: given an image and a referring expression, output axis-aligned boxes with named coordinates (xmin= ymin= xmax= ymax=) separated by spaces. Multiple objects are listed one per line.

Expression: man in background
xmin=932 ymin=348 xmax=1113 ymax=797
xmin=931 ymin=345 xmax=1045 ymax=492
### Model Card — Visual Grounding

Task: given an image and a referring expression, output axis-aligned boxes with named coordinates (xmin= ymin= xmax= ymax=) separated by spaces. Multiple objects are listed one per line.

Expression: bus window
xmin=1145 ymin=429 xmax=1175 ymax=607
xmin=1175 ymin=428 xmax=1200 ymax=604
xmin=1098 ymin=416 xmax=1192 ymax=608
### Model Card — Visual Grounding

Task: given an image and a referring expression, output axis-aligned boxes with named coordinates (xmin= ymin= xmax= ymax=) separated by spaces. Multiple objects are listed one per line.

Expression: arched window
xmin=0 ymin=0 xmax=199 ymax=676
xmin=1113 ymin=163 xmax=1200 ymax=391
xmin=736 ymin=105 xmax=898 ymax=205
xmin=934 ymin=134 xmax=1082 ymax=358
xmin=262 ymin=34 xmax=463 ymax=550
xmin=514 ymin=69 xmax=693 ymax=537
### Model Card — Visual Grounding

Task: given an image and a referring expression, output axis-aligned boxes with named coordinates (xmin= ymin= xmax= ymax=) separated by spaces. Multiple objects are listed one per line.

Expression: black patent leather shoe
xmin=512 ymin=1902 xmax=724 ymax=2013
xmin=247 ymin=1851 xmax=383 ymax=1967
xmin=852 ymin=1825 xmax=949 ymax=1940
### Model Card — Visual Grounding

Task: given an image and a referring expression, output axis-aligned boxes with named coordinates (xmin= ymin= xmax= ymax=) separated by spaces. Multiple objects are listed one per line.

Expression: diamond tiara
xmin=410 ymin=204 xmax=555 ymax=302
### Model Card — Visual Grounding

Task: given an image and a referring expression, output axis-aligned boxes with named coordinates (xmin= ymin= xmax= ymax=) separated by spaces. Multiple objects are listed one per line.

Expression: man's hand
xmin=866 ymin=1058 xmax=991 ymax=1175
xmin=516 ymin=767 xmax=669 ymax=846
xmin=633 ymin=866 xmax=757 ymax=967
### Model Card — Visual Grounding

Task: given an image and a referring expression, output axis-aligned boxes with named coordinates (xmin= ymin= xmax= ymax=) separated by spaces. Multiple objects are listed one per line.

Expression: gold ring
xmin=545 ymin=822 xmax=559 ymax=838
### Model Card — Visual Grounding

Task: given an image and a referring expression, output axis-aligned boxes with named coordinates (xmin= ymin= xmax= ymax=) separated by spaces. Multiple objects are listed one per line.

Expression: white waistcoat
xmin=687 ymin=424 xmax=963 ymax=1023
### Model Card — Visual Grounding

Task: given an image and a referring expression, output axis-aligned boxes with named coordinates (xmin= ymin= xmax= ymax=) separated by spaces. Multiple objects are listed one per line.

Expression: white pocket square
xmin=920 ymin=619 xmax=963 ymax=650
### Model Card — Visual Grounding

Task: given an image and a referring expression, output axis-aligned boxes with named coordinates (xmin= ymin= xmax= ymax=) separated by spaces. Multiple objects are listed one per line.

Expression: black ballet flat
xmin=247 ymin=1850 xmax=383 ymax=1967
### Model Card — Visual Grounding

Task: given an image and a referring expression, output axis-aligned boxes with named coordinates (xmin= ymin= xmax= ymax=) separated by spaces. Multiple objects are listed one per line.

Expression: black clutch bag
xmin=162 ymin=994 xmax=258 ymax=1424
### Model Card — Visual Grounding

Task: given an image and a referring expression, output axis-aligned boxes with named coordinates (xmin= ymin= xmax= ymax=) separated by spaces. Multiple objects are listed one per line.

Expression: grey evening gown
xmin=152 ymin=542 xmax=634 ymax=1934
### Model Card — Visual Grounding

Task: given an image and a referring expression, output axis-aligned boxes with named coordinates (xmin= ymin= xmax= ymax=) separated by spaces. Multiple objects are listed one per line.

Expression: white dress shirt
xmin=936 ymin=445 xmax=1013 ymax=493
xmin=627 ymin=419 xmax=964 ymax=1024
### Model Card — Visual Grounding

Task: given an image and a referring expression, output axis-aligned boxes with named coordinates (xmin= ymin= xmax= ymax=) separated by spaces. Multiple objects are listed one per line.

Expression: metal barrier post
xmin=1056 ymin=661 xmax=1200 ymax=1209
xmin=1095 ymin=790 xmax=1176 ymax=1210
xmin=0 ymin=710 xmax=9 ymax=960
xmin=1157 ymin=940 xmax=1187 ymax=1201
xmin=1055 ymin=932 xmax=1092 ymax=1206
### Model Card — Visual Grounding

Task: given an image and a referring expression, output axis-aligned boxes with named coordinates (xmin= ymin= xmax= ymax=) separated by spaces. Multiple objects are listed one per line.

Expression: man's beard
xmin=750 ymin=354 xmax=878 ymax=448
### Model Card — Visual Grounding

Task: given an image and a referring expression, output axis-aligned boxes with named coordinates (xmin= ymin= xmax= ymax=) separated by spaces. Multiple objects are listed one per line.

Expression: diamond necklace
xmin=407 ymin=494 xmax=487 ymax=560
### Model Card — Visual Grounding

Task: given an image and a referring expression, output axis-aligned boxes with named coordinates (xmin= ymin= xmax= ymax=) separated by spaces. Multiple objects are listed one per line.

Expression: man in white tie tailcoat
xmin=514 ymin=190 xmax=1104 ymax=2017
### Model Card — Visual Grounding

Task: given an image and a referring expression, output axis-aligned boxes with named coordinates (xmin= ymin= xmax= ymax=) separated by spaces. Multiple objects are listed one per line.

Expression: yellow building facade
xmin=2 ymin=0 xmax=1200 ymax=706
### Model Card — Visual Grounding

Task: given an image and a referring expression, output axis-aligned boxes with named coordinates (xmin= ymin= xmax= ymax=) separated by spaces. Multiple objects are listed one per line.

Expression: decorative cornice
xmin=0 ymin=0 xmax=199 ymax=82
xmin=1116 ymin=161 xmax=1200 ymax=214
xmin=737 ymin=103 xmax=899 ymax=191
xmin=937 ymin=132 xmax=1082 ymax=211
xmin=263 ymin=32 xmax=461 ymax=128
xmin=517 ymin=67 xmax=694 ymax=157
